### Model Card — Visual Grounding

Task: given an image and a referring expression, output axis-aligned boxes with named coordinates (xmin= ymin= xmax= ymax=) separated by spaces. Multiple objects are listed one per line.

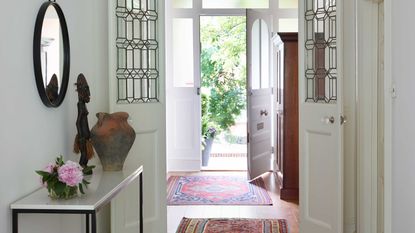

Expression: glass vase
xmin=48 ymin=186 xmax=78 ymax=199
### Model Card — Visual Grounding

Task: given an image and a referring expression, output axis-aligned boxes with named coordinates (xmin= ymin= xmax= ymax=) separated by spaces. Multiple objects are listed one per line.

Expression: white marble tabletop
xmin=10 ymin=166 xmax=143 ymax=211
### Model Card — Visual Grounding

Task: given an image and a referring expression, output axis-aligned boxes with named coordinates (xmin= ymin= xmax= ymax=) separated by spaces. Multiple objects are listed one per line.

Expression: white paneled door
xmin=299 ymin=0 xmax=344 ymax=232
xmin=109 ymin=0 xmax=167 ymax=232
xmin=247 ymin=9 xmax=273 ymax=180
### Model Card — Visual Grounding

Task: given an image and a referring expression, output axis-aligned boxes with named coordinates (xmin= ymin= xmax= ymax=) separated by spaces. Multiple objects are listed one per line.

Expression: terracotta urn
xmin=91 ymin=112 xmax=136 ymax=171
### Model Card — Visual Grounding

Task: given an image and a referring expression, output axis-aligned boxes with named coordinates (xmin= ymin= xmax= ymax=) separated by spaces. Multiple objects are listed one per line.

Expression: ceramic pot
xmin=91 ymin=112 xmax=136 ymax=171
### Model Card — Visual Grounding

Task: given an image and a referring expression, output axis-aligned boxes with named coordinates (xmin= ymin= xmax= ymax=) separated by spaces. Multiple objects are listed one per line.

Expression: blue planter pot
xmin=202 ymin=137 xmax=214 ymax=166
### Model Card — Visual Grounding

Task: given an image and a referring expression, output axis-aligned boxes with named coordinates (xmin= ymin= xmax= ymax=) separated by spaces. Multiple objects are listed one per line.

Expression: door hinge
xmin=247 ymin=132 xmax=250 ymax=143
xmin=271 ymin=87 xmax=274 ymax=95
xmin=271 ymin=146 xmax=275 ymax=153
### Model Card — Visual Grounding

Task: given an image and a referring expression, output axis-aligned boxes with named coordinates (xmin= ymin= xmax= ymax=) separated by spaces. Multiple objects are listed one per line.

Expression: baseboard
xmin=167 ymin=158 xmax=200 ymax=172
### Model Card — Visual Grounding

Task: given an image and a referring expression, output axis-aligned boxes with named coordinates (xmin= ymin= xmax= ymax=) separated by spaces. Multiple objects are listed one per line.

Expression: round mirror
xmin=33 ymin=1 xmax=70 ymax=107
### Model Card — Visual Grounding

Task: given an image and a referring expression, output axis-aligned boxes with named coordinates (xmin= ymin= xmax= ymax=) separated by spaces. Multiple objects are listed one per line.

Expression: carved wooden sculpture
xmin=45 ymin=74 xmax=59 ymax=103
xmin=73 ymin=73 xmax=94 ymax=167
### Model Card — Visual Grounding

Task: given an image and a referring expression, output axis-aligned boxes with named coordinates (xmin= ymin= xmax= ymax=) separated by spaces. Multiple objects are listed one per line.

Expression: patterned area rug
xmin=176 ymin=218 xmax=288 ymax=233
xmin=167 ymin=176 xmax=272 ymax=205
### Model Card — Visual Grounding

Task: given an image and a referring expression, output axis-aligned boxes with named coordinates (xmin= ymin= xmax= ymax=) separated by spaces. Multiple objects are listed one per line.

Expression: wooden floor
xmin=167 ymin=171 xmax=299 ymax=233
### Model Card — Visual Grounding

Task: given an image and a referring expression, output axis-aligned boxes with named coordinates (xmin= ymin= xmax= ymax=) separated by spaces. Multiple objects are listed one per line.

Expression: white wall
xmin=391 ymin=1 xmax=415 ymax=232
xmin=0 ymin=0 xmax=109 ymax=232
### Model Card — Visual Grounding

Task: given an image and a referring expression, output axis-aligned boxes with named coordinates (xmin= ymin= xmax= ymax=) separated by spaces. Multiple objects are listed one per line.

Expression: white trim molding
xmin=343 ymin=1 xmax=357 ymax=232
xmin=356 ymin=0 xmax=380 ymax=233
xmin=167 ymin=158 xmax=201 ymax=172
xmin=383 ymin=0 xmax=392 ymax=232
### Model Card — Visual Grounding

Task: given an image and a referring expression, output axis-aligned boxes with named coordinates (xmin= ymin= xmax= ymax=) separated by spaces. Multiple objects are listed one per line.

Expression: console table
xmin=10 ymin=166 xmax=143 ymax=233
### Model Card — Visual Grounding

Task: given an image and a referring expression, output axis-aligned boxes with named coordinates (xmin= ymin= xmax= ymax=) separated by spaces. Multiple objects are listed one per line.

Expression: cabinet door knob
xmin=323 ymin=116 xmax=335 ymax=124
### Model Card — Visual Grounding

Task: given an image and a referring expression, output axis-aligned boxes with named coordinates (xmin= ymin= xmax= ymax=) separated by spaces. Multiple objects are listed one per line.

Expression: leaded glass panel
xmin=116 ymin=0 xmax=159 ymax=103
xmin=304 ymin=0 xmax=336 ymax=103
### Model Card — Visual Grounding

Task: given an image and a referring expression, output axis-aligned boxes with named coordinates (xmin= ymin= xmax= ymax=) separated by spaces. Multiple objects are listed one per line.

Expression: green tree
xmin=201 ymin=16 xmax=246 ymax=137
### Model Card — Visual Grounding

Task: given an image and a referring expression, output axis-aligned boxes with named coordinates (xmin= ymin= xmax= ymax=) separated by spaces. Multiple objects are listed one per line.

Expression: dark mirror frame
xmin=33 ymin=1 xmax=70 ymax=107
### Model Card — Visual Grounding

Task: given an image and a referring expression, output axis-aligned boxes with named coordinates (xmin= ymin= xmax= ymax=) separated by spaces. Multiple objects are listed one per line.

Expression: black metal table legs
xmin=85 ymin=212 xmax=97 ymax=233
xmin=12 ymin=210 xmax=17 ymax=233
xmin=86 ymin=213 xmax=90 ymax=233
xmin=12 ymin=210 xmax=96 ymax=233
xmin=139 ymin=172 xmax=143 ymax=233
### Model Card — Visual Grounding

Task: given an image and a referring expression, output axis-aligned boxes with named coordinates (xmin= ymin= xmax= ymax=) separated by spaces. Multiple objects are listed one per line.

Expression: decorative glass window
xmin=116 ymin=0 xmax=159 ymax=103
xmin=251 ymin=19 xmax=270 ymax=89
xmin=173 ymin=0 xmax=192 ymax=9
xmin=280 ymin=0 xmax=298 ymax=9
xmin=304 ymin=0 xmax=337 ymax=103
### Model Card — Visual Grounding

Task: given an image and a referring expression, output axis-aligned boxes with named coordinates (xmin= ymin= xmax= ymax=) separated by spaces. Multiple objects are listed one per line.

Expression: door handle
xmin=323 ymin=116 xmax=335 ymax=124
xmin=196 ymin=87 xmax=200 ymax=95
xmin=340 ymin=115 xmax=347 ymax=125
xmin=260 ymin=110 xmax=268 ymax=116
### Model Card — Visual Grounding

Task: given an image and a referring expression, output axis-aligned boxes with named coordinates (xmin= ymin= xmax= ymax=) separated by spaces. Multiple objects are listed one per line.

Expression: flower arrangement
xmin=36 ymin=156 xmax=93 ymax=199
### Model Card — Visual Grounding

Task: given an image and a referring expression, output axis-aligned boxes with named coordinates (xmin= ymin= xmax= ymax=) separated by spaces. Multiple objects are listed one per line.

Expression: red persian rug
xmin=176 ymin=218 xmax=288 ymax=233
xmin=167 ymin=176 xmax=272 ymax=205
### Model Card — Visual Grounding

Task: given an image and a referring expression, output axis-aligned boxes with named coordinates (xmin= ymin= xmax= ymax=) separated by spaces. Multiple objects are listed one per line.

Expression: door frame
xmin=198 ymin=13 xmax=248 ymax=172
xmin=383 ymin=0 xmax=392 ymax=232
xmin=356 ymin=0 xmax=391 ymax=233
xmin=166 ymin=3 xmax=250 ymax=172
xmin=356 ymin=1 xmax=379 ymax=233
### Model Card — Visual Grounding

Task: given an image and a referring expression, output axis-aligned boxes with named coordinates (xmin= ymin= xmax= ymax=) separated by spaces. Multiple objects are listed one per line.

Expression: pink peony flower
xmin=44 ymin=163 xmax=55 ymax=173
xmin=57 ymin=161 xmax=83 ymax=187
xmin=40 ymin=163 xmax=56 ymax=187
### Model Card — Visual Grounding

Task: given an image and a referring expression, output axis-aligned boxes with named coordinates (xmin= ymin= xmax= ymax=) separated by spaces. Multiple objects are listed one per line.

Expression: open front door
xmin=299 ymin=0 xmax=343 ymax=232
xmin=247 ymin=10 xmax=273 ymax=180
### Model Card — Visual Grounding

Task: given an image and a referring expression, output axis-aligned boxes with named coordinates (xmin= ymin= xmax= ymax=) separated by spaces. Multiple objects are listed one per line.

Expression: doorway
xmin=165 ymin=1 xmax=300 ymax=233
xmin=165 ymin=0 xmax=298 ymax=175
xmin=200 ymin=16 xmax=247 ymax=171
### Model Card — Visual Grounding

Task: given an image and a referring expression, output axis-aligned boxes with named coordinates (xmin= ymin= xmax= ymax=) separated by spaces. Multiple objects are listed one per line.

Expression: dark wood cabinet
xmin=273 ymin=33 xmax=299 ymax=200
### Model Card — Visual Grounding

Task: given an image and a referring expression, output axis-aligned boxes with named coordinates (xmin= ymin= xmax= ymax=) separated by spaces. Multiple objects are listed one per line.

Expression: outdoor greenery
xmin=200 ymin=16 xmax=247 ymax=138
